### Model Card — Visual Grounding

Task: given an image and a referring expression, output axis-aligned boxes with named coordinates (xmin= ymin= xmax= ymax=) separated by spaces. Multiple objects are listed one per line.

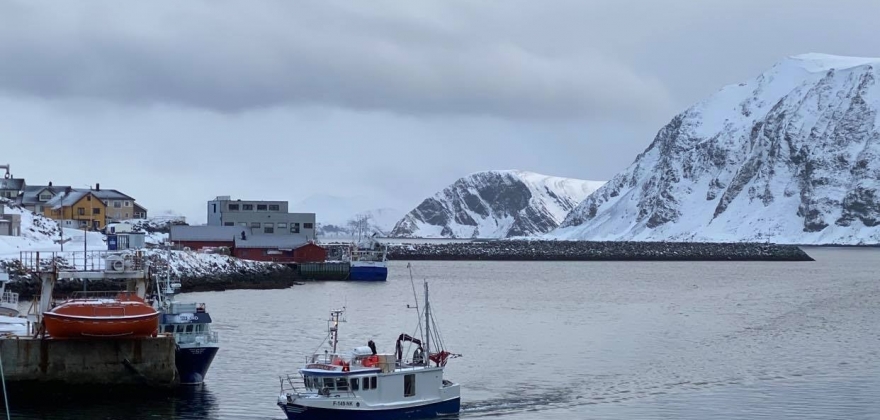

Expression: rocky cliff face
xmin=391 ymin=170 xmax=603 ymax=238
xmin=553 ymin=53 xmax=880 ymax=244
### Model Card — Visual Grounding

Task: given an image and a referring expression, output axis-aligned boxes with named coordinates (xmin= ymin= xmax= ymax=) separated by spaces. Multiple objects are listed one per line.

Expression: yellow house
xmin=43 ymin=191 xmax=107 ymax=231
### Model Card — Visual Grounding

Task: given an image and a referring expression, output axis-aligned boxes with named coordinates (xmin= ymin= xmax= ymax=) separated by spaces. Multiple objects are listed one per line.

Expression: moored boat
xmin=348 ymin=244 xmax=388 ymax=282
xmin=277 ymin=270 xmax=460 ymax=419
xmin=0 ymin=271 xmax=19 ymax=317
xmin=43 ymin=291 xmax=160 ymax=338
xmin=152 ymin=256 xmax=220 ymax=385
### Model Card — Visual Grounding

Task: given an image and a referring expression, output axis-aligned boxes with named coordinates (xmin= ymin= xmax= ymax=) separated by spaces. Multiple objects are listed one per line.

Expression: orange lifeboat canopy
xmin=43 ymin=296 xmax=160 ymax=339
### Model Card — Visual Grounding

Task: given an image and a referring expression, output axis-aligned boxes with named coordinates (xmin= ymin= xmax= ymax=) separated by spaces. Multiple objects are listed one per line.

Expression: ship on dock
xmin=348 ymin=245 xmax=388 ymax=282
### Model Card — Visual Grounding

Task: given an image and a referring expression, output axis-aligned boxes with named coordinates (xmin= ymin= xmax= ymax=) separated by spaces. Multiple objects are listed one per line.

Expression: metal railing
xmin=18 ymin=251 xmax=147 ymax=273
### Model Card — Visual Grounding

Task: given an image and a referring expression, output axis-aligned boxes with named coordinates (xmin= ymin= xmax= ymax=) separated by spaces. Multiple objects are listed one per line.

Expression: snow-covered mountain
xmin=391 ymin=170 xmax=604 ymax=238
xmin=294 ymin=194 xmax=403 ymax=237
xmin=553 ymin=53 xmax=880 ymax=244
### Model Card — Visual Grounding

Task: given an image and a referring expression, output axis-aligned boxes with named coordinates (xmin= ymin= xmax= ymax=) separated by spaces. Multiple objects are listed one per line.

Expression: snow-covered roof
xmin=0 ymin=178 xmax=24 ymax=191
xmin=75 ymin=188 xmax=134 ymax=201
xmin=46 ymin=191 xmax=95 ymax=210
xmin=233 ymin=234 xmax=309 ymax=249
xmin=170 ymin=225 xmax=243 ymax=242
xmin=19 ymin=185 xmax=71 ymax=205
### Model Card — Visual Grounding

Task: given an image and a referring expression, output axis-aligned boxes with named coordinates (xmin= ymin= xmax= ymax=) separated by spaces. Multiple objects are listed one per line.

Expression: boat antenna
xmin=407 ymin=263 xmax=420 ymax=315
xmin=424 ymin=281 xmax=430 ymax=363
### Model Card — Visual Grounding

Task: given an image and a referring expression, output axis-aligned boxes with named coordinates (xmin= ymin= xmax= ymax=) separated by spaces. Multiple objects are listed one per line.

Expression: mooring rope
xmin=0 ymin=349 xmax=10 ymax=420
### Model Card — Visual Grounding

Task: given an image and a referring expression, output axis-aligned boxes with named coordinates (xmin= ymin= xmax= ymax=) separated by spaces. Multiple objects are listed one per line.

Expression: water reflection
xmin=9 ymin=383 xmax=220 ymax=420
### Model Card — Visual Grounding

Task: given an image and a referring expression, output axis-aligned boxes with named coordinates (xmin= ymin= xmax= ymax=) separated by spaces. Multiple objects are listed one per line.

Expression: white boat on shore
xmin=277 ymin=278 xmax=460 ymax=419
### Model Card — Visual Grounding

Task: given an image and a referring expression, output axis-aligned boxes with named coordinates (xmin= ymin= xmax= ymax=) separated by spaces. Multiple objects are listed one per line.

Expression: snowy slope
xmin=317 ymin=208 xmax=404 ymax=237
xmin=553 ymin=53 xmax=880 ymax=244
xmin=392 ymin=170 xmax=604 ymax=238
xmin=0 ymin=200 xmax=273 ymax=276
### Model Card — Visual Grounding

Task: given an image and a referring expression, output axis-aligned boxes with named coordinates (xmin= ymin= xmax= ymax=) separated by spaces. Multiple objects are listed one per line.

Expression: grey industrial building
xmin=206 ymin=196 xmax=316 ymax=240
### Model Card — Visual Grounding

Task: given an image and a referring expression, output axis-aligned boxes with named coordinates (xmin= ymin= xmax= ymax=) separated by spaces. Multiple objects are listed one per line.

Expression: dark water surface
xmin=9 ymin=247 xmax=880 ymax=419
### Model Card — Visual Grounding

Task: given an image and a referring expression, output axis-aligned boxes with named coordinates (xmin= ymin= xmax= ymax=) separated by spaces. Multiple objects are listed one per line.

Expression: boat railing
xmin=67 ymin=290 xmax=141 ymax=301
xmin=175 ymin=331 xmax=219 ymax=344
xmin=0 ymin=291 xmax=18 ymax=307
xmin=169 ymin=302 xmax=200 ymax=313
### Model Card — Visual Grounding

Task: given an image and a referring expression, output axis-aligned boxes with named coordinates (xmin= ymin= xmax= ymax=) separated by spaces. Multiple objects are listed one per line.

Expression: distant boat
xmin=43 ymin=291 xmax=160 ymax=338
xmin=277 ymin=274 xmax=461 ymax=419
xmin=348 ymin=244 xmax=388 ymax=282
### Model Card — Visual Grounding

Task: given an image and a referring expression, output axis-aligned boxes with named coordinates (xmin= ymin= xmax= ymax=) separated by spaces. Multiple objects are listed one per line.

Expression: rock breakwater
xmin=386 ymin=240 xmax=813 ymax=261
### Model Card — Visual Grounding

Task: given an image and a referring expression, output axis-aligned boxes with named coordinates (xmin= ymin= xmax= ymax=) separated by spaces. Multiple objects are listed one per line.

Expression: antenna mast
xmin=424 ymin=282 xmax=430 ymax=362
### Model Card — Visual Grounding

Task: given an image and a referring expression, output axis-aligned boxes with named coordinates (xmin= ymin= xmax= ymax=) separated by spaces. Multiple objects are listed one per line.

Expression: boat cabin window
xmin=360 ymin=376 xmax=377 ymax=390
xmin=350 ymin=378 xmax=359 ymax=391
xmin=404 ymin=374 xmax=416 ymax=397
xmin=322 ymin=378 xmax=334 ymax=390
xmin=335 ymin=378 xmax=349 ymax=391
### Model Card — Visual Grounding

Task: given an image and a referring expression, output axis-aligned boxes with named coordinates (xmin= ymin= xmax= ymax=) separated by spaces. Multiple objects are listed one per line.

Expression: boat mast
xmin=330 ymin=309 xmax=342 ymax=354
xmin=424 ymin=282 xmax=429 ymax=362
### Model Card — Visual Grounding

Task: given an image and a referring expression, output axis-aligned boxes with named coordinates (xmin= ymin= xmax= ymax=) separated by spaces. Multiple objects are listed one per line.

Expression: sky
xmin=1 ymin=0 xmax=879 ymax=224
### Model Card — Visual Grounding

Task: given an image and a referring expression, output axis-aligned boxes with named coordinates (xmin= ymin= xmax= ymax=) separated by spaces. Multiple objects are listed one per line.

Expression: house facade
xmin=43 ymin=191 xmax=107 ymax=230
xmin=207 ymin=196 xmax=317 ymax=239
xmin=133 ymin=203 xmax=148 ymax=219
xmin=0 ymin=205 xmax=21 ymax=236
xmin=89 ymin=185 xmax=137 ymax=222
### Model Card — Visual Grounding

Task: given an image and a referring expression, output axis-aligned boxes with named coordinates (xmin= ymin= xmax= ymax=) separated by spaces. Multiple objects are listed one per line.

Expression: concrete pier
xmin=0 ymin=336 xmax=178 ymax=386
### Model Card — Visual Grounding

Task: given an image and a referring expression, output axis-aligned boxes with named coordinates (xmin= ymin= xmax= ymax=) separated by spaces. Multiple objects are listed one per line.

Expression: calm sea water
xmin=9 ymin=247 xmax=880 ymax=419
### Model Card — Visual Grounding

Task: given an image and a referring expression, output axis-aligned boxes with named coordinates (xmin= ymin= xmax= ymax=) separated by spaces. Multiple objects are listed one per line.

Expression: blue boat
xmin=277 ymin=278 xmax=461 ymax=419
xmin=348 ymin=245 xmax=388 ymax=282
xmin=153 ymin=259 xmax=220 ymax=385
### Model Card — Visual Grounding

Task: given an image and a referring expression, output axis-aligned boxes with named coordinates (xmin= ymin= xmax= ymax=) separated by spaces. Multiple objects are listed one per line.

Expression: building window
xmin=243 ymin=204 xmax=253 ymax=211
xmin=304 ymin=223 xmax=314 ymax=229
xmin=114 ymin=201 xmax=122 ymax=208
xmin=264 ymin=222 xmax=274 ymax=233
xmin=39 ymin=193 xmax=52 ymax=201
xmin=124 ymin=213 xmax=129 ymax=218
xmin=224 ymin=222 xmax=234 ymax=226
xmin=290 ymin=223 xmax=300 ymax=233
xmin=404 ymin=374 xmax=415 ymax=397
xmin=77 ymin=207 xmax=85 ymax=216
xmin=124 ymin=201 xmax=130 ymax=207
xmin=228 ymin=204 xmax=239 ymax=211
xmin=257 ymin=204 xmax=267 ymax=211
xmin=277 ymin=223 xmax=287 ymax=229
xmin=240 ymin=222 xmax=247 ymax=227
xmin=269 ymin=204 xmax=280 ymax=211
xmin=250 ymin=222 xmax=260 ymax=228
xmin=93 ymin=208 xmax=101 ymax=215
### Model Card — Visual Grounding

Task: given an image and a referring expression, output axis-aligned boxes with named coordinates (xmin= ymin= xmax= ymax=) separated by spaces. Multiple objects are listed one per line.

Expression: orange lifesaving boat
xmin=43 ymin=292 xmax=160 ymax=339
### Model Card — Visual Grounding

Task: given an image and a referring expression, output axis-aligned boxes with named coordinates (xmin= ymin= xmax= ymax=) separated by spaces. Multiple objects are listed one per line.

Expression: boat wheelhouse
xmin=0 ymin=271 xmax=19 ymax=317
xmin=277 ymin=277 xmax=460 ymax=419
xmin=348 ymin=245 xmax=388 ymax=282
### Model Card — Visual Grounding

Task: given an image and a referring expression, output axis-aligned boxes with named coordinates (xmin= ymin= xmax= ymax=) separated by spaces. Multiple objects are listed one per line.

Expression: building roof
xmin=46 ymin=191 xmax=98 ymax=210
xmin=19 ymin=185 xmax=72 ymax=206
xmin=74 ymin=188 xmax=134 ymax=201
xmin=233 ymin=234 xmax=309 ymax=249
xmin=170 ymin=225 xmax=243 ymax=242
xmin=0 ymin=178 xmax=24 ymax=191
xmin=133 ymin=202 xmax=148 ymax=211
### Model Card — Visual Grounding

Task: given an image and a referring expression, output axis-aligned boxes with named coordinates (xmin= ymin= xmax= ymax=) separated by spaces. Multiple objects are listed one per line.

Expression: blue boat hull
xmin=349 ymin=266 xmax=388 ymax=281
xmin=279 ymin=397 xmax=460 ymax=420
xmin=176 ymin=346 xmax=219 ymax=385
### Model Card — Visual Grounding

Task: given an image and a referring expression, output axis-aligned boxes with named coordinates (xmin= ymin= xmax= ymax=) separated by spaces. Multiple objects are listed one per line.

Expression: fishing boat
xmin=277 ymin=273 xmax=461 ymax=419
xmin=43 ymin=291 xmax=160 ymax=338
xmin=152 ymin=259 xmax=220 ymax=385
xmin=348 ymin=244 xmax=388 ymax=282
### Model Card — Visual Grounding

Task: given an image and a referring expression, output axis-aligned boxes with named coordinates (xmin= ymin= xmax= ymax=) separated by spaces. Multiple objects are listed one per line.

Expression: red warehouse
xmin=233 ymin=235 xmax=327 ymax=263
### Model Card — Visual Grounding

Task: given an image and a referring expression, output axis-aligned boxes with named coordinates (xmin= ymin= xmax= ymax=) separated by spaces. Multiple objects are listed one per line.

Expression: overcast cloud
xmin=1 ymin=0 xmax=879 ymax=223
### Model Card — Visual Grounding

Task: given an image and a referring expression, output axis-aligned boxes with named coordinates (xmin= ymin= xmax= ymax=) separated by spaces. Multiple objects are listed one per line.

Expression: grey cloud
xmin=0 ymin=1 xmax=672 ymax=121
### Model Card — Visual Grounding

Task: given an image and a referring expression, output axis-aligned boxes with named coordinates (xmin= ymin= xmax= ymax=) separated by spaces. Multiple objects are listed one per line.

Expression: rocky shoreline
xmin=386 ymin=240 xmax=814 ymax=261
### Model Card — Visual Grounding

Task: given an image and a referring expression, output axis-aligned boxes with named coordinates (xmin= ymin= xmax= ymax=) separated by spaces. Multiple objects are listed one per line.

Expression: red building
xmin=170 ymin=225 xmax=242 ymax=250
xmin=232 ymin=236 xmax=326 ymax=263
